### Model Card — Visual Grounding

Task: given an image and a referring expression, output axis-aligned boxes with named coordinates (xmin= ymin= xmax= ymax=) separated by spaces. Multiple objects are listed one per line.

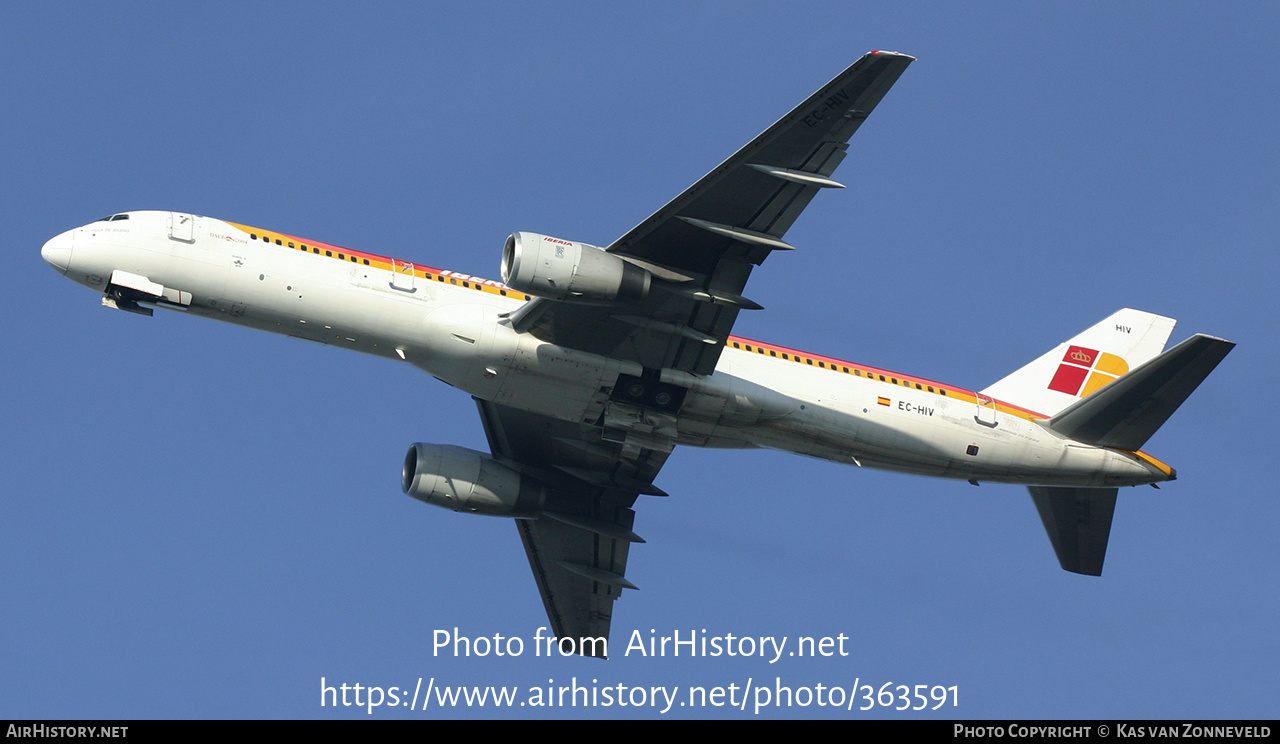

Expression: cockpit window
xmin=95 ymin=214 xmax=130 ymax=222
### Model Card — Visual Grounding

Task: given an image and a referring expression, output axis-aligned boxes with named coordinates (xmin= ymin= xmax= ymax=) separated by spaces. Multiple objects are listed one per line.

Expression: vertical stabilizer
xmin=982 ymin=309 xmax=1176 ymax=417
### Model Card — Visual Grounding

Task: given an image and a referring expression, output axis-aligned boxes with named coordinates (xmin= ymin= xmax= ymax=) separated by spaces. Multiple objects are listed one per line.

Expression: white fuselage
xmin=42 ymin=211 xmax=1171 ymax=489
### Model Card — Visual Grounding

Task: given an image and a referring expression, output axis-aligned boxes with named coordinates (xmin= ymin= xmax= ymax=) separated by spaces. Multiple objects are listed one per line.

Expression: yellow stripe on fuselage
xmin=223 ymin=220 xmax=536 ymax=303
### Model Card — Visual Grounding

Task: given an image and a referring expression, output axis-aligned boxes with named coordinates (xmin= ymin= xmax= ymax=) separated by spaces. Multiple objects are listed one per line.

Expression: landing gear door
xmin=169 ymin=212 xmax=195 ymax=243
xmin=391 ymin=259 xmax=416 ymax=292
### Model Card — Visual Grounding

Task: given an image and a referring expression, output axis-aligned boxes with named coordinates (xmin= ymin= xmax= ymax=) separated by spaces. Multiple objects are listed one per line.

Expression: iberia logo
xmin=1048 ymin=345 xmax=1129 ymax=397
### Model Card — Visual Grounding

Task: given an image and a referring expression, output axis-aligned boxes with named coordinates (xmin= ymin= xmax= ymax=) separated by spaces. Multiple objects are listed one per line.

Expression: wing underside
xmin=475 ymin=398 xmax=669 ymax=657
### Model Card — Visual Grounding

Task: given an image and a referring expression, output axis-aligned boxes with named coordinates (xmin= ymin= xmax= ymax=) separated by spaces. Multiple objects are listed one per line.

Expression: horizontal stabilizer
xmin=1048 ymin=334 xmax=1234 ymax=451
xmin=1028 ymin=486 xmax=1118 ymax=576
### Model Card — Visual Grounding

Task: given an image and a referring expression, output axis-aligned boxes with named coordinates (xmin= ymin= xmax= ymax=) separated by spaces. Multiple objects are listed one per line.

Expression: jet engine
xmin=501 ymin=231 xmax=650 ymax=302
xmin=402 ymin=443 xmax=544 ymax=517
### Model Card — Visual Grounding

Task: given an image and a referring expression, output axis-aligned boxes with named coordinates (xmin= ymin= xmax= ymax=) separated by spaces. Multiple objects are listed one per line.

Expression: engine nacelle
xmin=402 ymin=443 xmax=544 ymax=518
xmin=501 ymin=231 xmax=650 ymax=302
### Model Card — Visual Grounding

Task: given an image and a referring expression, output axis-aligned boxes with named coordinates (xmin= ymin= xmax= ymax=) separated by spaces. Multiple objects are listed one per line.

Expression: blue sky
xmin=4 ymin=3 xmax=1277 ymax=719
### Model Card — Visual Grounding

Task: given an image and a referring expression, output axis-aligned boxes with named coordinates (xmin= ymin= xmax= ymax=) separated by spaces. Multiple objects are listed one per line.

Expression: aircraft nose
xmin=41 ymin=230 xmax=75 ymax=275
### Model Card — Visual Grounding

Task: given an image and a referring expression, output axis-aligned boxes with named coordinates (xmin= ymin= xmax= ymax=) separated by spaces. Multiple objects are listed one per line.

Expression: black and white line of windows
xmin=246 ymin=231 xmax=534 ymax=301
xmin=248 ymin=232 xmax=371 ymax=266
xmin=728 ymin=340 xmax=949 ymax=396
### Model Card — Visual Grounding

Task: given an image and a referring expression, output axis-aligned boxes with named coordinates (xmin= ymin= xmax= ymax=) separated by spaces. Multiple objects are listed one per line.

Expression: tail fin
xmin=982 ymin=309 xmax=1177 ymax=417
xmin=1048 ymin=334 xmax=1234 ymax=451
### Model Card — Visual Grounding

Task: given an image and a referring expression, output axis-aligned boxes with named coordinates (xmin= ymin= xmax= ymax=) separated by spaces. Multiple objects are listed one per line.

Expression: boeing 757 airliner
xmin=41 ymin=51 xmax=1232 ymax=657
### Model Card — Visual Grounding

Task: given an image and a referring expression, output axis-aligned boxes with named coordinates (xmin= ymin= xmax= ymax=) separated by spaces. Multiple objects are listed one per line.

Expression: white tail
xmin=981 ymin=309 xmax=1176 ymax=417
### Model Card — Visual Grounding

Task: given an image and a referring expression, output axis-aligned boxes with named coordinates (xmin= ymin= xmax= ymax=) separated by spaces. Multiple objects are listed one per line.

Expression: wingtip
xmin=869 ymin=50 xmax=917 ymax=62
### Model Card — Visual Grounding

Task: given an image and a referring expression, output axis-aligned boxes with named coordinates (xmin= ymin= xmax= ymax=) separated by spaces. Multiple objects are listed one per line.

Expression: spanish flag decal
xmin=1047 ymin=345 xmax=1129 ymax=397
xmin=877 ymin=397 xmax=891 ymax=406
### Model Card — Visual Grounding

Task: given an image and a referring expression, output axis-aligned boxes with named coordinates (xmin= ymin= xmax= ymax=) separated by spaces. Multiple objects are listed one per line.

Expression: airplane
xmin=41 ymin=51 xmax=1233 ymax=658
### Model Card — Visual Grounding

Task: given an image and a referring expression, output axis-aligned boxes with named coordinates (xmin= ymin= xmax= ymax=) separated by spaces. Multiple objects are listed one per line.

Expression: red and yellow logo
xmin=1048 ymin=345 xmax=1129 ymax=397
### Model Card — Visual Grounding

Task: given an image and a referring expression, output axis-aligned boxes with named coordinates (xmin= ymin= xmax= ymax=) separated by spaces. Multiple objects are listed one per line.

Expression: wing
xmin=512 ymin=50 xmax=914 ymax=376
xmin=474 ymin=397 xmax=670 ymax=658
